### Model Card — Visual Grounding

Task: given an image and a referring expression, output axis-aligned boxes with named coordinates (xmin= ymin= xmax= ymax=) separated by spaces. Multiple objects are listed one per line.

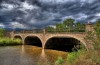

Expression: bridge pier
xmin=42 ymin=44 xmax=45 ymax=49
xmin=22 ymin=39 xmax=25 ymax=45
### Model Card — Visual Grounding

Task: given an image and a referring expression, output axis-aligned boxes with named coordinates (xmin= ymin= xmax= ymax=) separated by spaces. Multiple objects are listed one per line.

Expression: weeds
xmin=0 ymin=37 xmax=22 ymax=46
xmin=55 ymin=57 xmax=64 ymax=65
xmin=67 ymin=50 xmax=83 ymax=64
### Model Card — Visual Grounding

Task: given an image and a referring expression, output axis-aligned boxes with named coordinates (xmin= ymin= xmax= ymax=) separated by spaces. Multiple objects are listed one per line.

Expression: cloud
xmin=0 ymin=0 xmax=100 ymax=29
xmin=95 ymin=13 xmax=100 ymax=16
xmin=1 ymin=3 xmax=14 ymax=11
xmin=22 ymin=1 xmax=35 ymax=10
xmin=10 ymin=22 xmax=27 ymax=29
xmin=0 ymin=23 xmax=5 ymax=28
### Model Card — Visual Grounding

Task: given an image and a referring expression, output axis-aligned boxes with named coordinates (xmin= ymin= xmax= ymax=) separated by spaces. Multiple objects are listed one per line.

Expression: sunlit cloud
xmin=22 ymin=1 xmax=34 ymax=10
xmin=95 ymin=13 xmax=100 ymax=16
xmin=1 ymin=2 xmax=16 ymax=11
xmin=10 ymin=22 xmax=26 ymax=29
xmin=0 ymin=23 xmax=5 ymax=28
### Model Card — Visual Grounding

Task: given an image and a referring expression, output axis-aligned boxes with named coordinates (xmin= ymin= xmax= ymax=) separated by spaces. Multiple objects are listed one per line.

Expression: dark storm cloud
xmin=0 ymin=0 xmax=100 ymax=29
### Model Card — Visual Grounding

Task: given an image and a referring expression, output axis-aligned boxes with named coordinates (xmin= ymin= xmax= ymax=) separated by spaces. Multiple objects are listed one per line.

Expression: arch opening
xmin=24 ymin=36 xmax=42 ymax=47
xmin=45 ymin=37 xmax=85 ymax=52
xmin=14 ymin=36 xmax=22 ymax=40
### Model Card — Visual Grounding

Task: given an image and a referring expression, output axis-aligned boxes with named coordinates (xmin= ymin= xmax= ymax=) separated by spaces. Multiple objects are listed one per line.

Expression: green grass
xmin=55 ymin=57 xmax=64 ymax=65
xmin=0 ymin=37 xmax=22 ymax=46
xmin=67 ymin=50 xmax=84 ymax=64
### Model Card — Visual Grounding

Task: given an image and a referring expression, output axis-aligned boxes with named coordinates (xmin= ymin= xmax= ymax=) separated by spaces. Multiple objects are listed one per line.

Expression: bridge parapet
xmin=12 ymin=29 xmax=86 ymax=34
xmin=13 ymin=29 xmax=44 ymax=34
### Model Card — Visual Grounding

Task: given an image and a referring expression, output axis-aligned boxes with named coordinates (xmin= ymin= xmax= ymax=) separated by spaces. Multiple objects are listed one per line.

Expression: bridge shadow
xmin=45 ymin=37 xmax=83 ymax=52
xmin=24 ymin=36 xmax=42 ymax=47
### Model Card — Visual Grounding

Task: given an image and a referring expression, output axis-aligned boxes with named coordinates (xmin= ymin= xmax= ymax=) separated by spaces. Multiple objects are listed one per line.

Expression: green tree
xmin=0 ymin=28 xmax=5 ymax=37
xmin=46 ymin=26 xmax=55 ymax=32
xmin=94 ymin=21 xmax=100 ymax=36
xmin=75 ymin=22 xmax=85 ymax=32
xmin=56 ymin=23 xmax=66 ymax=32
xmin=63 ymin=18 xmax=75 ymax=32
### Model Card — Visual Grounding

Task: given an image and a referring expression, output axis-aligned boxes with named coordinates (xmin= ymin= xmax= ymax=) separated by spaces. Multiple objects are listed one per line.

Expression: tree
xmin=46 ymin=26 xmax=55 ymax=32
xmin=94 ymin=21 xmax=100 ymax=36
xmin=75 ymin=22 xmax=85 ymax=32
xmin=56 ymin=23 xmax=66 ymax=32
xmin=0 ymin=28 xmax=5 ymax=37
xmin=63 ymin=18 xmax=75 ymax=32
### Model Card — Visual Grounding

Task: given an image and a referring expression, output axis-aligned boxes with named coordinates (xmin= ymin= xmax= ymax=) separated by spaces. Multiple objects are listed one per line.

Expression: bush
xmin=67 ymin=50 xmax=84 ymax=64
xmin=0 ymin=37 xmax=22 ymax=46
xmin=55 ymin=57 xmax=64 ymax=65
xmin=0 ymin=28 xmax=5 ymax=37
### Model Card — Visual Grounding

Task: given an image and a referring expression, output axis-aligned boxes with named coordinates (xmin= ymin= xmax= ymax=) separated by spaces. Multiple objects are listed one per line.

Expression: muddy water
xmin=0 ymin=45 xmax=68 ymax=65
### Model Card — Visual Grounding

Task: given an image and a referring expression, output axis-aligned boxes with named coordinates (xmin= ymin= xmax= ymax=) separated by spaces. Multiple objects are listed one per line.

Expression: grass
xmin=0 ymin=37 xmax=22 ymax=46
xmin=66 ymin=50 xmax=84 ymax=65
xmin=65 ymin=43 xmax=100 ymax=65
xmin=55 ymin=57 xmax=64 ymax=65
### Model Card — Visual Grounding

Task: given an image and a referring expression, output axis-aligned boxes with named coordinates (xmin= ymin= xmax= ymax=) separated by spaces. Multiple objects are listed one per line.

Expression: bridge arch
xmin=44 ymin=36 xmax=87 ymax=52
xmin=13 ymin=35 xmax=22 ymax=40
xmin=24 ymin=36 xmax=42 ymax=47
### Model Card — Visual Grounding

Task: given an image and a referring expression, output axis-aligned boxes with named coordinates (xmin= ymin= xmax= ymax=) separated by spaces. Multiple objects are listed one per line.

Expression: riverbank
xmin=0 ymin=37 xmax=22 ymax=46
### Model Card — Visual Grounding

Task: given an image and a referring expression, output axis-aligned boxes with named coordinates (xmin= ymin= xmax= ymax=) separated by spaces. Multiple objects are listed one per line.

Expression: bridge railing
xmin=13 ymin=29 xmax=86 ymax=34
xmin=45 ymin=29 xmax=85 ymax=34
xmin=46 ymin=31 xmax=86 ymax=34
xmin=13 ymin=29 xmax=44 ymax=34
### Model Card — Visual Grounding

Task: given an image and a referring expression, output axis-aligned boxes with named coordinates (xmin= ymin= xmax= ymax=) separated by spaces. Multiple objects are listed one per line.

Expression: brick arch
xmin=44 ymin=35 xmax=88 ymax=50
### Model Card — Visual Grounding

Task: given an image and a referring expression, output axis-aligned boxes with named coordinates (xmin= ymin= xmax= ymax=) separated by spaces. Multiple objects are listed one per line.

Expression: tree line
xmin=46 ymin=18 xmax=85 ymax=32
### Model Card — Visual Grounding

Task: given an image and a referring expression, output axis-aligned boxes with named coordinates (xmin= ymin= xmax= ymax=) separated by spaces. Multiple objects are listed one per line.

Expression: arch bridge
xmin=10 ymin=29 xmax=93 ymax=52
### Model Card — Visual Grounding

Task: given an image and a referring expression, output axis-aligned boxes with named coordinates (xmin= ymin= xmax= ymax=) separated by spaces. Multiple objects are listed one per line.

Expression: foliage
xmin=46 ymin=18 xmax=85 ymax=32
xmin=0 ymin=28 xmax=5 ymax=37
xmin=46 ymin=26 xmax=56 ymax=32
xmin=86 ymin=21 xmax=100 ymax=50
xmin=74 ymin=22 xmax=85 ymax=32
xmin=68 ymin=21 xmax=100 ymax=65
xmin=63 ymin=18 xmax=75 ymax=32
xmin=0 ymin=28 xmax=22 ymax=46
xmin=50 ymin=20 xmax=100 ymax=65
xmin=55 ymin=57 xmax=64 ymax=65
xmin=0 ymin=37 xmax=22 ymax=46
xmin=94 ymin=21 xmax=100 ymax=36
xmin=91 ymin=29 xmax=100 ymax=64
xmin=93 ymin=21 xmax=100 ymax=51
xmin=91 ymin=52 xmax=100 ymax=64
xmin=67 ymin=50 xmax=83 ymax=64
xmin=56 ymin=23 xmax=66 ymax=32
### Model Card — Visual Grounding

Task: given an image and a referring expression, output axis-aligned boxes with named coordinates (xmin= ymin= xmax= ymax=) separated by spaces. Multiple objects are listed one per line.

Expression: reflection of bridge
xmin=10 ymin=29 xmax=93 ymax=51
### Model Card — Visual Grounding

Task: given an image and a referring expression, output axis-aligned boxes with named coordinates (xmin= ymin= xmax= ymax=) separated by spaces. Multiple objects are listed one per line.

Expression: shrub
xmin=67 ymin=50 xmax=83 ymax=64
xmin=55 ymin=57 xmax=64 ymax=65
xmin=0 ymin=37 xmax=22 ymax=46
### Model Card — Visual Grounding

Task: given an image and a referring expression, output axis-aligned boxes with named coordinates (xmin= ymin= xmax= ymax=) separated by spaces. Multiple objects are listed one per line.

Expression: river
xmin=0 ymin=45 xmax=68 ymax=65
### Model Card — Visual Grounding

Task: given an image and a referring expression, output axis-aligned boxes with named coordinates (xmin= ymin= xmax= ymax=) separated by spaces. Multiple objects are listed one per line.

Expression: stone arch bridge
xmin=10 ymin=30 xmax=93 ymax=51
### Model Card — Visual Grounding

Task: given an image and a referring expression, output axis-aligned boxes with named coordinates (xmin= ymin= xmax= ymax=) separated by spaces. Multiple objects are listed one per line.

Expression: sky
xmin=0 ymin=0 xmax=100 ymax=29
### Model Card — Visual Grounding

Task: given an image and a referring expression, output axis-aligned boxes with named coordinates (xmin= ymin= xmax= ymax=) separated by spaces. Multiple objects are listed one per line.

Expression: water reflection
xmin=0 ymin=45 xmax=68 ymax=65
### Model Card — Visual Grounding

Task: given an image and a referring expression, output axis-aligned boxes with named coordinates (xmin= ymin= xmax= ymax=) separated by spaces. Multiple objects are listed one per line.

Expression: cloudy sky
xmin=0 ymin=0 xmax=100 ymax=29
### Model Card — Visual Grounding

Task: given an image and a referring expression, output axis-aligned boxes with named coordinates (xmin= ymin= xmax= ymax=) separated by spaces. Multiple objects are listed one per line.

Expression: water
xmin=0 ymin=45 xmax=68 ymax=65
